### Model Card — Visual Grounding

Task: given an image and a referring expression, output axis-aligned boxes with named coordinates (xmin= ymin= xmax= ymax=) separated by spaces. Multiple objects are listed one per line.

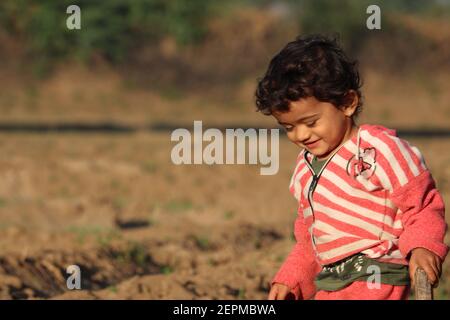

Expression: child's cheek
xmin=286 ymin=132 xmax=299 ymax=145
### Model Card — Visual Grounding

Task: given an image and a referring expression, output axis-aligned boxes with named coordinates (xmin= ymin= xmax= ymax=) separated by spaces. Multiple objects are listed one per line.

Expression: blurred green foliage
xmin=289 ymin=0 xmax=447 ymax=53
xmin=0 ymin=0 xmax=212 ymax=73
xmin=296 ymin=0 xmax=373 ymax=52
xmin=0 ymin=0 xmax=448 ymax=75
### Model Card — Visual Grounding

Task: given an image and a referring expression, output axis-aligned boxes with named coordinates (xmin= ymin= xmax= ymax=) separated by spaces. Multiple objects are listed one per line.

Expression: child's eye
xmin=284 ymin=126 xmax=294 ymax=132
xmin=306 ymin=120 xmax=317 ymax=127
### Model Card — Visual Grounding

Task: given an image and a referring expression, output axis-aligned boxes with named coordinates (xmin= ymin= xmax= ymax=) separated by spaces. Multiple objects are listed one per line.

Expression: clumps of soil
xmin=0 ymin=242 xmax=161 ymax=299
xmin=0 ymin=223 xmax=287 ymax=300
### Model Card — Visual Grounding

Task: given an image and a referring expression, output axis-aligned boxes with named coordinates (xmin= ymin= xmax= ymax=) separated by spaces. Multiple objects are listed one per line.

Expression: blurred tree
xmin=286 ymin=0 xmax=446 ymax=53
xmin=0 ymin=0 xmax=447 ymax=75
xmin=0 ymin=0 xmax=212 ymax=74
xmin=289 ymin=0 xmax=376 ymax=53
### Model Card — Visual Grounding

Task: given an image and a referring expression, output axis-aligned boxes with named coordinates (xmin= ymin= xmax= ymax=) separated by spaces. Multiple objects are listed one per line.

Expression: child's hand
xmin=409 ymin=247 xmax=442 ymax=288
xmin=268 ymin=283 xmax=291 ymax=300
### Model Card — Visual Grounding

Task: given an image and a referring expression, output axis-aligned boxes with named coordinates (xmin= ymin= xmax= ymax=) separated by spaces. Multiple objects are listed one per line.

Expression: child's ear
xmin=342 ymin=90 xmax=358 ymax=117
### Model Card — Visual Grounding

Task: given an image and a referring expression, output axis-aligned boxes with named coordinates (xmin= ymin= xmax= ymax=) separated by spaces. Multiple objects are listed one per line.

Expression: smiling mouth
xmin=304 ymin=139 xmax=320 ymax=146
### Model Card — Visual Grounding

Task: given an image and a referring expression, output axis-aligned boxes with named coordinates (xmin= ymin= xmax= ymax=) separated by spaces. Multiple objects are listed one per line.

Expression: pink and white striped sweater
xmin=272 ymin=124 xmax=448 ymax=299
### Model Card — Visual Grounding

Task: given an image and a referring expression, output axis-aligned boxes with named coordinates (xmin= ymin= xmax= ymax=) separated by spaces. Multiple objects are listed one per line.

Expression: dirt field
xmin=0 ymin=131 xmax=449 ymax=300
xmin=0 ymin=61 xmax=449 ymax=299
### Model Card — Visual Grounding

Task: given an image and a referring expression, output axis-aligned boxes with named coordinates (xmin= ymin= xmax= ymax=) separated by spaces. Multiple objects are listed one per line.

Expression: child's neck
xmin=316 ymin=124 xmax=359 ymax=161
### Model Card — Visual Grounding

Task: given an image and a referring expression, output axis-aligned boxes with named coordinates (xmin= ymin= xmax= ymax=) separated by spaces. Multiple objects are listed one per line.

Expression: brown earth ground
xmin=0 ymin=65 xmax=449 ymax=300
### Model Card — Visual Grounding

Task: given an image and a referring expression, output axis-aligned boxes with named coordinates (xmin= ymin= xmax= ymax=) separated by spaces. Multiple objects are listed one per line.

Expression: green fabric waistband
xmin=314 ymin=254 xmax=410 ymax=292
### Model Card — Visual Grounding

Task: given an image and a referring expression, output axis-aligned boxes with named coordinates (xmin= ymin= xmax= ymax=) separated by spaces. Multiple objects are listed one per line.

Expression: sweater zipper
xmin=303 ymin=128 xmax=361 ymax=258
xmin=304 ymin=158 xmax=318 ymax=249
xmin=304 ymin=150 xmax=342 ymax=249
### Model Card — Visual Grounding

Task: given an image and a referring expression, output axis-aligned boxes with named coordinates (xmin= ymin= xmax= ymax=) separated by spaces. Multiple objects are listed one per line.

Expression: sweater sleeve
xmin=371 ymin=131 xmax=448 ymax=260
xmin=270 ymin=214 xmax=322 ymax=300
xmin=394 ymin=170 xmax=448 ymax=260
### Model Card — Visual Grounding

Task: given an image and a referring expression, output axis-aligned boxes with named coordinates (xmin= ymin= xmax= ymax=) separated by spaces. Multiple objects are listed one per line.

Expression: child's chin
xmin=311 ymin=148 xmax=331 ymax=159
xmin=307 ymin=147 xmax=323 ymax=155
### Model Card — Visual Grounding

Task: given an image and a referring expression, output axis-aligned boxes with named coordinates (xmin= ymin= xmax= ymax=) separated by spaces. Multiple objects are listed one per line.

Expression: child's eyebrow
xmin=277 ymin=113 xmax=320 ymax=125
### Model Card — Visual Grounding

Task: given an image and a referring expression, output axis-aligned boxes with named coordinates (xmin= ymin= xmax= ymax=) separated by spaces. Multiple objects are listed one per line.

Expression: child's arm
xmin=393 ymin=170 xmax=448 ymax=262
xmin=372 ymin=132 xmax=448 ymax=263
xmin=392 ymin=169 xmax=447 ymax=287
xmin=270 ymin=214 xmax=321 ymax=300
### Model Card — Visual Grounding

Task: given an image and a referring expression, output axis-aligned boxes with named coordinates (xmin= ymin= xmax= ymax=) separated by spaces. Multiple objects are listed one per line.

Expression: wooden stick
xmin=415 ymin=268 xmax=433 ymax=300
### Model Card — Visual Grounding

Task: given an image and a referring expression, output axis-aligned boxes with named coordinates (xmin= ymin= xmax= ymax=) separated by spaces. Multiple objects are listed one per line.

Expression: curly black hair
xmin=255 ymin=34 xmax=363 ymax=117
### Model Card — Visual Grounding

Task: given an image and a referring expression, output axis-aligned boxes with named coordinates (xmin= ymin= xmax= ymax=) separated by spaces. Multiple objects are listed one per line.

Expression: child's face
xmin=273 ymin=96 xmax=357 ymax=160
